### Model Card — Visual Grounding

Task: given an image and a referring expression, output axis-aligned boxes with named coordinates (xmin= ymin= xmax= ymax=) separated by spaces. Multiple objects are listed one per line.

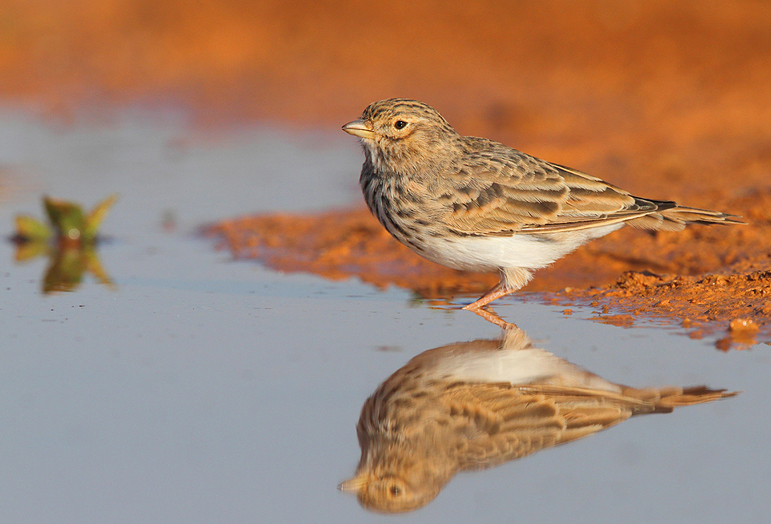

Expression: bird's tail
xmin=627 ymin=201 xmax=745 ymax=231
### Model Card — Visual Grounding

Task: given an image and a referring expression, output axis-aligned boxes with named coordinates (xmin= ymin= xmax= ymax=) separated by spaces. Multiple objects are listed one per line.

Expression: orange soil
xmin=3 ymin=1 xmax=771 ymax=345
xmin=204 ymin=193 xmax=771 ymax=348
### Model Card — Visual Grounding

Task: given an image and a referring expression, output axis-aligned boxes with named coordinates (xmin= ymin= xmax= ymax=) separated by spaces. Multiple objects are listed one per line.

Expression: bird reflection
xmin=340 ymin=327 xmax=736 ymax=513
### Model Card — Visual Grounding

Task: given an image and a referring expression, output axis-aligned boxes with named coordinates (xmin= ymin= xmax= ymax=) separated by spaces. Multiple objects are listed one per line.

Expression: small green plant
xmin=14 ymin=194 xmax=117 ymax=244
xmin=12 ymin=195 xmax=117 ymax=293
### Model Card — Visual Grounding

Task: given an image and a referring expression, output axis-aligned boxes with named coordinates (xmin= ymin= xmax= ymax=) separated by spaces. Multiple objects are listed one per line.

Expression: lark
xmin=339 ymin=327 xmax=736 ymax=513
xmin=343 ymin=98 xmax=741 ymax=311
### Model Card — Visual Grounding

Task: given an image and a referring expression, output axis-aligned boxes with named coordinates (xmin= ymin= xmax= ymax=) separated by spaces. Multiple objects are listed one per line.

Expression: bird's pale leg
xmin=461 ymin=282 xmax=513 ymax=311
xmin=462 ymin=267 xmax=532 ymax=311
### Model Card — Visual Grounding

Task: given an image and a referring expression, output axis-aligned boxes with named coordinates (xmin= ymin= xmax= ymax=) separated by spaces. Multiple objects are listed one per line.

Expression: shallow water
xmin=0 ymin=109 xmax=767 ymax=523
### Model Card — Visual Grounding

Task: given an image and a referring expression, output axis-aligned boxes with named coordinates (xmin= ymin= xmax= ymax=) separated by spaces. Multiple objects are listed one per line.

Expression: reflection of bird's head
xmin=339 ymin=466 xmax=442 ymax=513
xmin=337 ymin=328 xmax=530 ymax=513
xmin=342 ymin=98 xmax=461 ymax=177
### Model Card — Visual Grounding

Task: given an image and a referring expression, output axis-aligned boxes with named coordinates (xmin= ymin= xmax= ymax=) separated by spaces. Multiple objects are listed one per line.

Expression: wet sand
xmin=4 ymin=0 xmax=771 ymax=342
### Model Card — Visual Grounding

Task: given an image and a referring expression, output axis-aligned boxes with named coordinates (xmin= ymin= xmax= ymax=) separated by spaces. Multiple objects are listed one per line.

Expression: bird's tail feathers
xmin=627 ymin=203 xmax=745 ymax=231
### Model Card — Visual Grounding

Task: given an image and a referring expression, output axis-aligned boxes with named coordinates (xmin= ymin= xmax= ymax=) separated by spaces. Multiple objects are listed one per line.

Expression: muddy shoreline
xmin=204 ymin=198 xmax=769 ymax=348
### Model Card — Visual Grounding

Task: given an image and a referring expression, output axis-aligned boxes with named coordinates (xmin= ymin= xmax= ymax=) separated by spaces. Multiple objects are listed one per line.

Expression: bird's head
xmin=342 ymin=98 xmax=460 ymax=177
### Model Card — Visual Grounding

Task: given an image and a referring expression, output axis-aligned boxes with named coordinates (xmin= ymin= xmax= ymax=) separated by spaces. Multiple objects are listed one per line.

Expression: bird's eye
xmin=394 ymin=120 xmax=408 ymax=130
xmin=389 ymin=485 xmax=401 ymax=497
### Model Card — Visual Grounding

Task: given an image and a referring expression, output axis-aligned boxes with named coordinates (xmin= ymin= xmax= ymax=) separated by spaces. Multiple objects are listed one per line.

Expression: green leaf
xmin=44 ymin=196 xmax=86 ymax=241
xmin=14 ymin=215 xmax=52 ymax=241
xmin=84 ymin=194 xmax=118 ymax=240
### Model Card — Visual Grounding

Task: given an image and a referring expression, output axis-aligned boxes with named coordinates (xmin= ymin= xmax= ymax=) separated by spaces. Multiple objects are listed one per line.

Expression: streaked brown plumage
xmin=339 ymin=327 xmax=737 ymax=513
xmin=343 ymin=99 xmax=742 ymax=312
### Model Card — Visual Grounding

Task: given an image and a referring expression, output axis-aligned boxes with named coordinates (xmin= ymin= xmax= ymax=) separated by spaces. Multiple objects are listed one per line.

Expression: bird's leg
xmin=462 ymin=282 xmax=512 ymax=311
xmin=462 ymin=267 xmax=532 ymax=311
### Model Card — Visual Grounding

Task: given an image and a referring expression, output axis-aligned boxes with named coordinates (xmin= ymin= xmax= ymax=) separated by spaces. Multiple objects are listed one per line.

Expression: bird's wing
xmin=443 ymin=382 xmax=646 ymax=470
xmin=525 ymin=163 xmax=679 ymax=232
xmin=435 ymin=141 xmax=671 ymax=236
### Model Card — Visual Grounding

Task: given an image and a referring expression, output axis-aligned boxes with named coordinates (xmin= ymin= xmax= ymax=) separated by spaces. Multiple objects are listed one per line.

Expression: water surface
xmin=0 ymin=110 xmax=766 ymax=523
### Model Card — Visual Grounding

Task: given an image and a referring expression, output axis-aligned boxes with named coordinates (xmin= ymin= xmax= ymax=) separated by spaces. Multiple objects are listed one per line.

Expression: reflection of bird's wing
xmin=445 ymin=383 xmax=649 ymax=470
xmin=435 ymin=139 xmax=682 ymax=236
xmin=447 ymin=382 xmax=735 ymax=470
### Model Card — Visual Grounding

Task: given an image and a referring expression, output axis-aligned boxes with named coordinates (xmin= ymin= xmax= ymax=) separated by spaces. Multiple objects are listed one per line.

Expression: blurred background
xmin=2 ymin=0 xmax=770 ymax=195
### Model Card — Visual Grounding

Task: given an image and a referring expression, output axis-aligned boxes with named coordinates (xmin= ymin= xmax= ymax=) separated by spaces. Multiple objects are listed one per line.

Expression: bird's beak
xmin=338 ymin=474 xmax=367 ymax=493
xmin=342 ymin=119 xmax=375 ymax=139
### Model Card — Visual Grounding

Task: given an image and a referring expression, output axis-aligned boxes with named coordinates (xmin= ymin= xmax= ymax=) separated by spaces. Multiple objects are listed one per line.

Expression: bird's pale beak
xmin=338 ymin=474 xmax=367 ymax=493
xmin=342 ymin=119 xmax=375 ymax=139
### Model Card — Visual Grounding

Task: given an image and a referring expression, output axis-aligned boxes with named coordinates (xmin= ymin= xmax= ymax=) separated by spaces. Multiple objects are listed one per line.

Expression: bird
xmin=342 ymin=98 xmax=742 ymax=312
xmin=338 ymin=327 xmax=737 ymax=513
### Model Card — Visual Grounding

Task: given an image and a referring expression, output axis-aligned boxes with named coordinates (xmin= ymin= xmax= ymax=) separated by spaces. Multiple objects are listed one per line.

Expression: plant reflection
xmin=340 ymin=326 xmax=736 ymax=513
xmin=11 ymin=195 xmax=116 ymax=293
xmin=14 ymin=242 xmax=115 ymax=293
